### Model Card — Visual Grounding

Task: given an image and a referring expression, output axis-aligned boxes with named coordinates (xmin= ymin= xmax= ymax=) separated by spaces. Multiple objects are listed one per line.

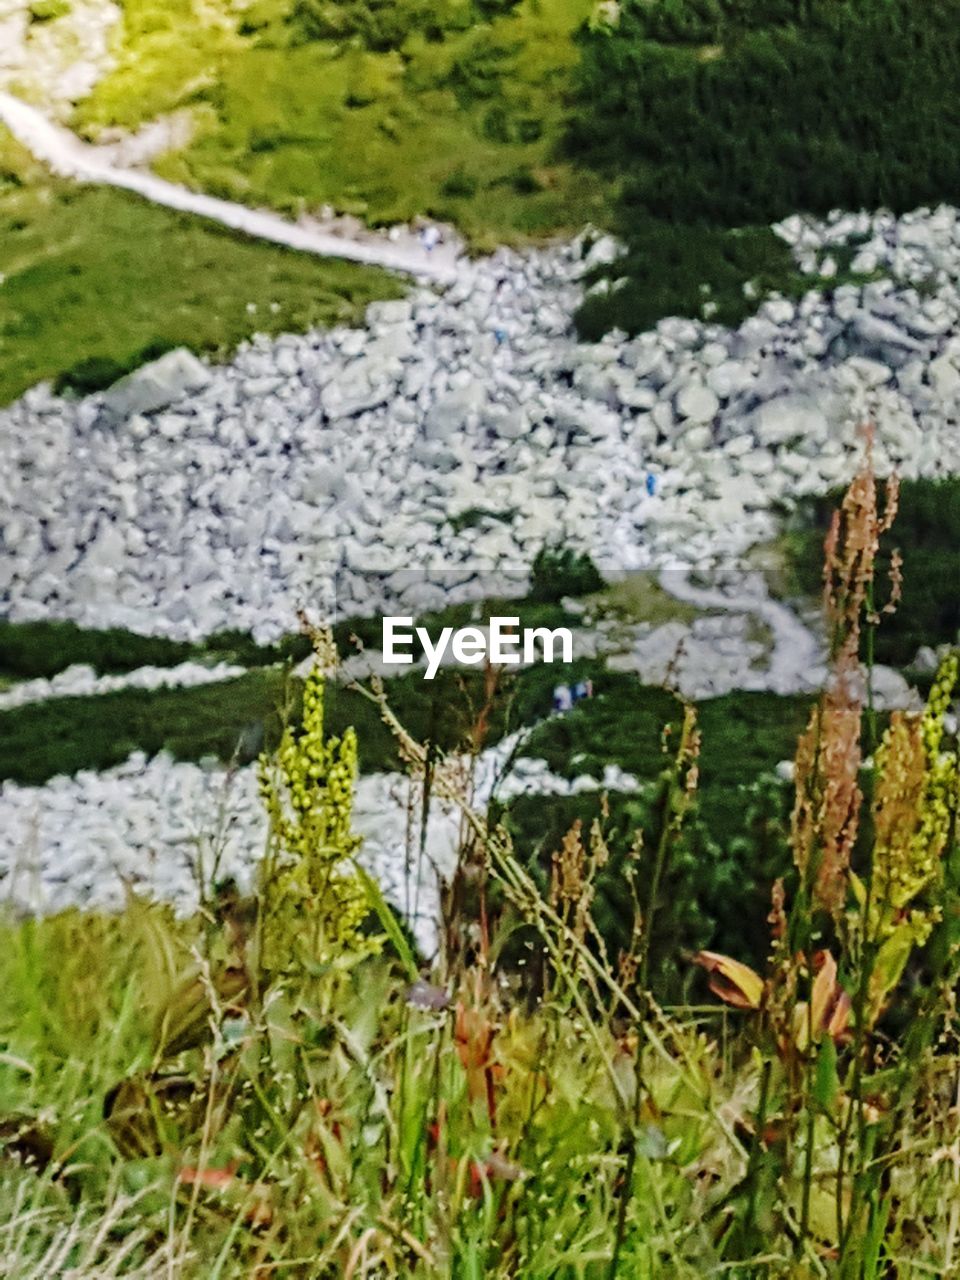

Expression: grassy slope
xmin=15 ymin=0 xmax=951 ymax=371
xmin=75 ymin=0 xmax=608 ymax=247
xmin=0 ymin=126 xmax=402 ymax=405
xmin=66 ymin=0 xmax=846 ymax=333
xmin=0 ymin=905 xmax=765 ymax=1275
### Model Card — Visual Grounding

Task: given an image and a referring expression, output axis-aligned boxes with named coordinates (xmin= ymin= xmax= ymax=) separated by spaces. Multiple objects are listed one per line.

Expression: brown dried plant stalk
xmin=793 ymin=434 xmax=900 ymax=918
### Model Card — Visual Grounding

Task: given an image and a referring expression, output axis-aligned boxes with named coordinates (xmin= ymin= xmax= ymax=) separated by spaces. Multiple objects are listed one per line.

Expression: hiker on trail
xmin=553 ymin=683 xmax=573 ymax=713
xmin=645 ymin=472 xmax=657 ymax=498
xmin=573 ymin=678 xmax=593 ymax=703
xmin=420 ymin=225 xmax=440 ymax=254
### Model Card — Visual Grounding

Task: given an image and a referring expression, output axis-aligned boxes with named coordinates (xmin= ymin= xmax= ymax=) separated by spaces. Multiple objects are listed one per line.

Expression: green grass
xmin=0 ymin=618 xmax=314 ymax=682
xmin=0 ymin=670 xmax=290 ymax=785
xmin=581 ymin=573 xmax=699 ymax=630
xmin=0 ymin=648 xmax=956 ymax=1273
xmin=0 ymin=127 xmax=402 ymax=405
xmin=0 ymin=901 xmax=735 ymax=1276
xmin=74 ymin=0 xmax=608 ymax=249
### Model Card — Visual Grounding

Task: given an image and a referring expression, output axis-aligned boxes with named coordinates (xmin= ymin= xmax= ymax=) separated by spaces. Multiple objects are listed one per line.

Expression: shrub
xmin=0 ymin=620 xmax=194 ymax=680
xmin=53 ymin=356 xmax=130 ymax=396
xmin=576 ymin=221 xmax=798 ymax=339
xmin=0 ymin=671 xmax=290 ymax=785
xmin=441 ymin=167 xmax=480 ymax=198
xmin=447 ymin=30 xmax=515 ymax=104
xmin=509 ymin=166 xmax=543 ymax=194
xmin=0 ymin=619 xmax=311 ymax=681
xmin=287 ymin=0 xmax=503 ymax=50
xmin=568 ymin=0 xmax=960 ymax=336
xmin=528 ymin=544 xmax=604 ymax=602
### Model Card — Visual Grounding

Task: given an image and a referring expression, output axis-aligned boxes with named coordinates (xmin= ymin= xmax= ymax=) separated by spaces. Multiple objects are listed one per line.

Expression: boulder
xmin=99 ymin=349 xmax=210 ymax=424
xmin=928 ymin=354 xmax=960 ymax=399
xmin=483 ymin=405 xmax=529 ymax=441
xmin=738 ymin=448 xmax=776 ymax=477
xmin=581 ymin=234 xmax=622 ymax=272
xmin=746 ymin=391 xmax=832 ymax=448
xmin=320 ymin=353 xmax=400 ymax=419
xmin=707 ymin=360 xmax=754 ymax=401
xmin=365 ymin=328 xmax=416 ymax=362
xmin=366 ymin=298 xmax=413 ymax=327
xmin=674 ymin=379 xmax=719 ymax=424
xmin=681 ymin=425 xmax=712 ymax=453
xmin=554 ymin=401 xmax=620 ymax=441
xmin=761 ymin=298 xmax=796 ymax=326
xmin=410 ymin=440 xmax=460 ymax=472
xmin=81 ymin=522 xmax=127 ymax=571
xmin=845 ymin=311 xmax=924 ymax=367
xmin=423 ymin=384 xmax=485 ymax=440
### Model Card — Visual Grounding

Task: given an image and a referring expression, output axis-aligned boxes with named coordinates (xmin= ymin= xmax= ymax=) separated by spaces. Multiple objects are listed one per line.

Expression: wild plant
xmin=696 ymin=448 xmax=960 ymax=1275
xmin=2 ymin=461 xmax=959 ymax=1275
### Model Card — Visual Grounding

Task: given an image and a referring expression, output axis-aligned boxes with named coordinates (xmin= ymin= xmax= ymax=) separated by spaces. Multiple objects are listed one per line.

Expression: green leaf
xmin=868 ymin=923 xmax=916 ymax=1024
xmin=862 ymin=1194 xmax=892 ymax=1279
xmin=637 ymin=1122 xmax=671 ymax=1160
xmin=353 ymin=862 xmax=419 ymax=981
xmin=813 ymin=1035 xmax=839 ymax=1112
xmin=849 ymin=870 xmax=867 ymax=909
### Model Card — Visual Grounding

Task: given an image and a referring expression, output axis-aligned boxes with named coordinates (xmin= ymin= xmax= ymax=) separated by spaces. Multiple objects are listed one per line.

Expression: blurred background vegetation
xmin=7 ymin=0 xmax=960 ymax=401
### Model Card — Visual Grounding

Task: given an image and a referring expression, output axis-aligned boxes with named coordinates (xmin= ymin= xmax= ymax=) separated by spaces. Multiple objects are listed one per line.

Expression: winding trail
xmin=659 ymin=568 xmax=826 ymax=694
xmin=0 ymin=91 xmax=825 ymax=697
xmin=0 ymin=90 xmax=459 ymax=284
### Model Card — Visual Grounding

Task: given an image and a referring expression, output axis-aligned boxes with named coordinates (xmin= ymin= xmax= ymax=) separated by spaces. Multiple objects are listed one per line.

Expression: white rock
xmin=423 ymin=384 xmax=485 ymax=439
xmin=748 ymin=392 xmax=831 ymax=448
xmin=928 ymin=355 xmax=960 ymax=399
xmin=582 ymin=235 xmax=622 ymax=271
xmin=675 ymin=380 xmax=719 ymax=424
xmin=707 ymin=360 xmax=754 ymax=400
xmin=99 ymin=349 xmax=210 ymax=424
xmin=366 ymin=299 xmax=413 ymax=327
